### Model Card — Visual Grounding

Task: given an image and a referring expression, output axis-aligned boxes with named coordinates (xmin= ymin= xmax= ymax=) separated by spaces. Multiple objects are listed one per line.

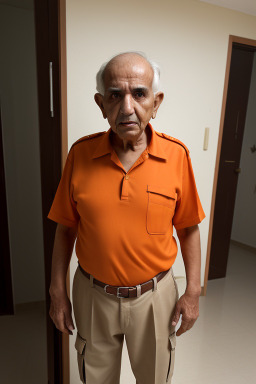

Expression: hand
xmin=49 ymin=289 xmax=75 ymax=335
xmin=171 ymin=291 xmax=200 ymax=336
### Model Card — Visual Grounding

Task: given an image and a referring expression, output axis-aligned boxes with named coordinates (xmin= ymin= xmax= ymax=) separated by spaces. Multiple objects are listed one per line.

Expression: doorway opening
xmin=204 ymin=35 xmax=256 ymax=294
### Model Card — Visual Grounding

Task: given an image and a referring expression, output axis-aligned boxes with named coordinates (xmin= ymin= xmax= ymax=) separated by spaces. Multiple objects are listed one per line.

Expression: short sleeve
xmin=47 ymin=149 xmax=79 ymax=227
xmin=173 ymin=151 xmax=205 ymax=230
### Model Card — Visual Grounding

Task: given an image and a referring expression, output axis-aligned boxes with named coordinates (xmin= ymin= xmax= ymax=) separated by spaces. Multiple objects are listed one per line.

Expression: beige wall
xmin=66 ymin=1 xmax=256 ymax=380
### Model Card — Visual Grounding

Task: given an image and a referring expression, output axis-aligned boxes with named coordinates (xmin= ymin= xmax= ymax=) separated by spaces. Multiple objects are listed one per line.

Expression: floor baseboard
xmin=230 ymin=239 xmax=256 ymax=255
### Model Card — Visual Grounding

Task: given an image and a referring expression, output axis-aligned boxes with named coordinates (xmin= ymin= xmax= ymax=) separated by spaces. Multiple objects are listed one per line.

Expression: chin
xmin=116 ymin=124 xmax=141 ymax=136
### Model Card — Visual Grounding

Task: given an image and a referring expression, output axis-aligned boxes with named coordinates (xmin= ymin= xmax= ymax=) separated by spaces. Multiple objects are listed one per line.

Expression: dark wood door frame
xmin=34 ymin=0 xmax=69 ymax=383
xmin=0 ymin=105 xmax=14 ymax=316
xmin=203 ymin=35 xmax=256 ymax=296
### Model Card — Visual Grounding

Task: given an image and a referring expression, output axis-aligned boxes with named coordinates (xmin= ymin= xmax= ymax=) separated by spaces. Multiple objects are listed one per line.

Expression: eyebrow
xmin=106 ymin=87 xmax=122 ymax=93
xmin=133 ymin=87 xmax=148 ymax=93
xmin=106 ymin=86 xmax=149 ymax=93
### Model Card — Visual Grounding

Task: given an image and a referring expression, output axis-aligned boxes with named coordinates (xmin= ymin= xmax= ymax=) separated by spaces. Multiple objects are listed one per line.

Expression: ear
xmin=152 ymin=92 xmax=164 ymax=119
xmin=94 ymin=93 xmax=107 ymax=119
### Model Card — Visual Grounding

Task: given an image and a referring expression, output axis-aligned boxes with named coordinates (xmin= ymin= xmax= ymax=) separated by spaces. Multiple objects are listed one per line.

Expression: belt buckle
xmin=104 ymin=285 xmax=130 ymax=298
xmin=117 ymin=286 xmax=131 ymax=298
xmin=104 ymin=285 xmax=137 ymax=298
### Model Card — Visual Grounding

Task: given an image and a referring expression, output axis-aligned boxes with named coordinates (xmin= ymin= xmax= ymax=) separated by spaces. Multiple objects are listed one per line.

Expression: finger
xmin=176 ymin=318 xmax=195 ymax=336
xmin=64 ymin=311 xmax=75 ymax=334
xmin=176 ymin=323 xmax=188 ymax=336
xmin=172 ymin=306 xmax=181 ymax=326
xmin=54 ymin=311 xmax=71 ymax=335
xmin=49 ymin=299 xmax=74 ymax=335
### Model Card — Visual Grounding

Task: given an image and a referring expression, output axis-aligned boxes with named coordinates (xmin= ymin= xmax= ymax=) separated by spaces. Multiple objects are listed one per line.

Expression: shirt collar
xmin=147 ymin=123 xmax=167 ymax=160
xmin=91 ymin=122 xmax=167 ymax=160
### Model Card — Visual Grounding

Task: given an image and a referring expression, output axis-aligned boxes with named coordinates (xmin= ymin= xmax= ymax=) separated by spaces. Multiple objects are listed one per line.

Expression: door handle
xmin=234 ymin=168 xmax=241 ymax=174
xmin=49 ymin=62 xmax=54 ymax=117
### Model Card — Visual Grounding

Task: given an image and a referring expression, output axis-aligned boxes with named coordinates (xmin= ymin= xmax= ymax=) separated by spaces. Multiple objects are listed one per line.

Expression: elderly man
xmin=48 ymin=52 xmax=205 ymax=384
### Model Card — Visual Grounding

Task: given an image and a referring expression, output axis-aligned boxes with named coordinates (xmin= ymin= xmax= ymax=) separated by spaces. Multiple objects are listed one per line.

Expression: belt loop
xmin=152 ymin=276 xmax=157 ymax=291
xmin=90 ymin=274 xmax=94 ymax=288
xmin=136 ymin=285 xmax=141 ymax=297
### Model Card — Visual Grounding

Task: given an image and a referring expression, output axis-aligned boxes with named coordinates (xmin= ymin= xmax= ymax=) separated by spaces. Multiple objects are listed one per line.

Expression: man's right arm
xmin=49 ymin=223 xmax=78 ymax=335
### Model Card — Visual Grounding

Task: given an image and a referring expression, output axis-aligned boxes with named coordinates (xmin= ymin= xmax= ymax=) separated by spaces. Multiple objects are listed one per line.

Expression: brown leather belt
xmin=78 ymin=263 xmax=170 ymax=298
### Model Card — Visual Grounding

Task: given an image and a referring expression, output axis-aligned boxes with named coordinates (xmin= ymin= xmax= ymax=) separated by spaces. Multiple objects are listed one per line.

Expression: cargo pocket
xmin=75 ymin=333 xmax=87 ymax=383
xmin=166 ymin=331 xmax=176 ymax=382
xmin=146 ymin=185 xmax=177 ymax=235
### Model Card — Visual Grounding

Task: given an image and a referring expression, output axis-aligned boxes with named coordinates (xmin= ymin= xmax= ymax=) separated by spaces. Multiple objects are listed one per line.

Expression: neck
xmin=111 ymin=126 xmax=150 ymax=152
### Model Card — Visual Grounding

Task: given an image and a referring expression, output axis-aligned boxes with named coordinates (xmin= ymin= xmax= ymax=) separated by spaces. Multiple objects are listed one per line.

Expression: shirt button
xmin=125 ymin=174 xmax=130 ymax=180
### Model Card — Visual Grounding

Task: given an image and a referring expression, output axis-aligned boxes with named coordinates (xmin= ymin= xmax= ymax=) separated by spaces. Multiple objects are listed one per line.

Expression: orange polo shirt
xmin=48 ymin=123 xmax=205 ymax=286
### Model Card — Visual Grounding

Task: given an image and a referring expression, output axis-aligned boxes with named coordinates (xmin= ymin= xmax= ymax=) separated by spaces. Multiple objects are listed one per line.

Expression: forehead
xmin=103 ymin=56 xmax=154 ymax=90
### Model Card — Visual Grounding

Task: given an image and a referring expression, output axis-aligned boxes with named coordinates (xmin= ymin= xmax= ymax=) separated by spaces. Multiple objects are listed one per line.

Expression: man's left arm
xmin=172 ymin=224 xmax=202 ymax=336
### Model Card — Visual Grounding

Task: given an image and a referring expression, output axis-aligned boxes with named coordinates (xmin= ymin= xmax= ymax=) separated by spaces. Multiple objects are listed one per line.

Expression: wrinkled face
xmin=95 ymin=54 xmax=163 ymax=141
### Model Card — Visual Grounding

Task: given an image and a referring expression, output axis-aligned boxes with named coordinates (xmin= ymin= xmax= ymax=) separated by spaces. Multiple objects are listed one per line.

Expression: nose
xmin=120 ymin=94 xmax=134 ymax=115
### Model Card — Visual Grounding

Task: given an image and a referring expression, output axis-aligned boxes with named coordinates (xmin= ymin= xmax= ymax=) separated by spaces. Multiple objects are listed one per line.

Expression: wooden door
xmin=209 ymin=44 xmax=255 ymax=280
xmin=34 ymin=0 xmax=64 ymax=382
xmin=0 ymin=0 xmax=66 ymax=382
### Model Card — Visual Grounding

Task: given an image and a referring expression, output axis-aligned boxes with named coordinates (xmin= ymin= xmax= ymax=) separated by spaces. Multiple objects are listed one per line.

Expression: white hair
xmin=96 ymin=51 xmax=161 ymax=95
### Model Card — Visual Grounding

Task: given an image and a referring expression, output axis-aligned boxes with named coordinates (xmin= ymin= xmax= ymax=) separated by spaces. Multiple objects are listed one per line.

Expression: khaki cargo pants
xmin=72 ymin=264 xmax=179 ymax=384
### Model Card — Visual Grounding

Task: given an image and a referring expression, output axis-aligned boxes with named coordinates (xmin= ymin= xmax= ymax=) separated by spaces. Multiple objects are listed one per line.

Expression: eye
xmin=110 ymin=92 xmax=120 ymax=100
xmin=134 ymin=90 xmax=145 ymax=99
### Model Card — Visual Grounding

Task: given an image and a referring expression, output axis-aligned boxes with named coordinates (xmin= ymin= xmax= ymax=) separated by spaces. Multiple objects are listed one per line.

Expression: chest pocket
xmin=146 ymin=185 xmax=177 ymax=235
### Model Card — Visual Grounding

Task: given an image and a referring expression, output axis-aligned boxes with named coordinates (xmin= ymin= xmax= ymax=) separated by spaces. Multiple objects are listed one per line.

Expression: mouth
xmin=119 ymin=121 xmax=138 ymax=126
